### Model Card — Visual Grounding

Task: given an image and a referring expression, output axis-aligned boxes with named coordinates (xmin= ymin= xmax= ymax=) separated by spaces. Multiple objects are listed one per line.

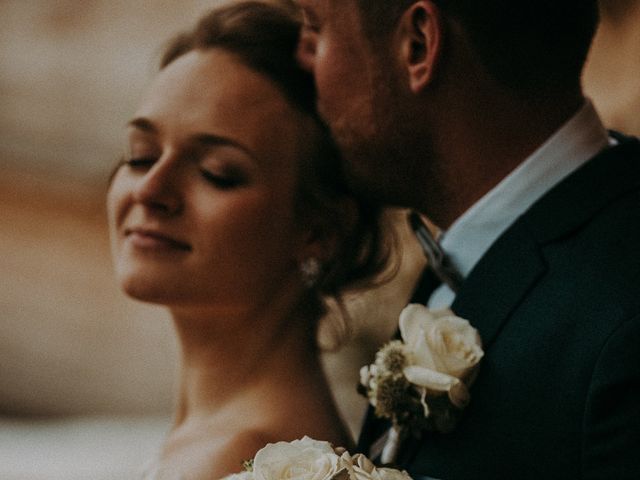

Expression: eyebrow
xmin=127 ymin=117 xmax=257 ymax=160
xmin=128 ymin=117 xmax=158 ymax=133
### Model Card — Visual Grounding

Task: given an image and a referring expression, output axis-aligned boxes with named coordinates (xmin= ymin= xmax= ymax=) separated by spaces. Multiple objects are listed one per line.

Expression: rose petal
xmin=399 ymin=304 xmax=439 ymax=370
xmin=377 ymin=468 xmax=413 ymax=480
xmin=398 ymin=304 xmax=428 ymax=348
xmin=427 ymin=317 xmax=483 ymax=377
xmin=221 ymin=473 xmax=254 ymax=480
xmin=330 ymin=468 xmax=350 ymax=480
xmin=403 ymin=365 xmax=459 ymax=392
xmin=448 ymin=380 xmax=471 ymax=408
xmin=411 ymin=333 xmax=440 ymax=371
xmin=253 ymin=437 xmax=342 ymax=480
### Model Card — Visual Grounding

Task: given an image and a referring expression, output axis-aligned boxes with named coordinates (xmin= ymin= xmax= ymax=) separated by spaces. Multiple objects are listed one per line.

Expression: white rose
xmin=222 ymin=472 xmax=255 ymax=480
xmin=252 ymin=436 xmax=348 ymax=480
xmin=374 ymin=468 xmax=413 ymax=480
xmin=399 ymin=304 xmax=483 ymax=408
xmin=341 ymin=452 xmax=412 ymax=480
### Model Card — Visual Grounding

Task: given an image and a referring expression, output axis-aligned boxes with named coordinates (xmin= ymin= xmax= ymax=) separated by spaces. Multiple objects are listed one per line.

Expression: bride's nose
xmin=132 ymin=156 xmax=183 ymax=215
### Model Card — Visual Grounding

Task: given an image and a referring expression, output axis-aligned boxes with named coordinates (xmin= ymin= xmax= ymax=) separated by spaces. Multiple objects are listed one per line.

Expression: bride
xmin=107 ymin=1 xmax=390 ymax=477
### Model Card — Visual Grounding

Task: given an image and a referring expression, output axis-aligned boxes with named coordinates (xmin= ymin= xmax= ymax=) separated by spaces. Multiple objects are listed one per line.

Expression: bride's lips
xmin=124 ymin=227 xmax=192 ymax=251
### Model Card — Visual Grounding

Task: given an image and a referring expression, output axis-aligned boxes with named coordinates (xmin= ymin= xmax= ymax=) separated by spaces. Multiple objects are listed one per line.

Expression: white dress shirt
xmin=428 ymin=100 xmax=611 ymax=309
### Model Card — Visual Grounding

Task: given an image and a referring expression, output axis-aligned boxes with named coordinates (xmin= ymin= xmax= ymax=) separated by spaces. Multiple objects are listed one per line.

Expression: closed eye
xmin=125 ymin=157 xmax=156 ymax=169
xmin=199 ymin=169 xmax=244 ymax=189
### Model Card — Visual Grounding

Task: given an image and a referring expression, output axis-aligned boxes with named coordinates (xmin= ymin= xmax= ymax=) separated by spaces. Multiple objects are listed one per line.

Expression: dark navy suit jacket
xmin=358 ymin=133 xmax=640 ymax=479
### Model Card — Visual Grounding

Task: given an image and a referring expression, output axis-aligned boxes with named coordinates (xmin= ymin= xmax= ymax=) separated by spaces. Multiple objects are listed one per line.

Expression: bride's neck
xmin=170 ymin=299 xmax=320 ymax=425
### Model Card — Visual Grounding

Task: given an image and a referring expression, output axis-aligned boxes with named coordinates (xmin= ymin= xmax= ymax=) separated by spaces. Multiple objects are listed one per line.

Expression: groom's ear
xmin=398 ymin=1 xmax=444 ymax=94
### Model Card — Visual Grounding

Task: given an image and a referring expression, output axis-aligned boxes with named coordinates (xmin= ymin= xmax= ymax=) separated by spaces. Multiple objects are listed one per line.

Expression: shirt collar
xmin=428 ymin=99 xmax=609 ymax=308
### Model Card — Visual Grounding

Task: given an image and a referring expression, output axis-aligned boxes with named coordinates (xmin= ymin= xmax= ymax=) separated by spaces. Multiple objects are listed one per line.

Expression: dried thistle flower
xmin=374 ymin=373 xmax=412 ymax=421
xmin=376 ymin=340 xmax=408 ymax=374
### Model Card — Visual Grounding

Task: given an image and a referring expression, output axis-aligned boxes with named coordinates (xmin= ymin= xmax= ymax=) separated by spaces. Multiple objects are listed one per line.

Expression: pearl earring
xmin=299 ymin=257 xmax=321 ymax=287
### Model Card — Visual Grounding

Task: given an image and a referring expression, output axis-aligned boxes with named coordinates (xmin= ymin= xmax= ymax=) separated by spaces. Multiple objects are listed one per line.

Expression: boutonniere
xmin=359 ymin=304 xmax=484 ymax=464
xmin=221 ymin=436 xmax=412 ymax=479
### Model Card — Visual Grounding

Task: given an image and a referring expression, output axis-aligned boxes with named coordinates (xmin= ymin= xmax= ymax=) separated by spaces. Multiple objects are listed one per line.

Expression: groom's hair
xmin=356 ymin=0 xmax=599 ymax=97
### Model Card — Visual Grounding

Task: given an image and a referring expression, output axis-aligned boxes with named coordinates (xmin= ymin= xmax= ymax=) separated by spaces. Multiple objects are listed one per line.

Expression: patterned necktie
xmin=408 ymin=211 xmax=463 ymax=295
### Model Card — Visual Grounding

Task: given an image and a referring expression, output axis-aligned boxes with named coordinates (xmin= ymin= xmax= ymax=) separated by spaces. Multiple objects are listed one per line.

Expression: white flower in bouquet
xmin=223 ymin=472 xmax=255 ymax=480
xmin=251 ymin=436 xmax=349 ymax=480
xmin=221 ymin=437 xmax=412 ymax=480
xmin=339 ymin=452 xmax=413 ymax=480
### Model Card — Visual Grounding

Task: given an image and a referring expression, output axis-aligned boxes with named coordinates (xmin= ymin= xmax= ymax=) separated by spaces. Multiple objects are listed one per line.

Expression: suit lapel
xmin=452 ymin=133 xmax=640 ymax=348
xmin=451 ymin=222 xmax=546 ymax=349
xmin=522 ymin=133 xmax=640 ymax=244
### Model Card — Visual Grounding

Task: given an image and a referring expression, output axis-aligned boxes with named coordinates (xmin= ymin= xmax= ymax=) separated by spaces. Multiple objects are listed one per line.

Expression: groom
xmin=297 ymin=1 xmax=640 ymax=478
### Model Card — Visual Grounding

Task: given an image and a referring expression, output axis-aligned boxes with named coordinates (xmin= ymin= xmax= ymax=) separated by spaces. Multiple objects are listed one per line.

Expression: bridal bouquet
xmin=359 ymin=304 xmax=484 ymax=464
xmin=222 ymin=436 xmax=412 ymax=480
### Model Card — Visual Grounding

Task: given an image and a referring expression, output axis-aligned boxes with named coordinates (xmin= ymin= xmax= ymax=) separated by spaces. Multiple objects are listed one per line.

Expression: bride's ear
xmin=295 ymin=198 xmax=358 ymax=274
xmin=397 ymin=0 xmax=445 ymax=93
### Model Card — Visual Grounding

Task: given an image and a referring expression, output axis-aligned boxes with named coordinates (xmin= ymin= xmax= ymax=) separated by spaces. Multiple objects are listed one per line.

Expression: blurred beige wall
xmin=0 ymin=0 xmax=222 ymax=417
xmin=0 ymin=0 xmax=224 ymax=182
xmin=0 ymin=169 xmax=178 ymax=416
xmin=1 ymin=0 xmax=639 ymax=434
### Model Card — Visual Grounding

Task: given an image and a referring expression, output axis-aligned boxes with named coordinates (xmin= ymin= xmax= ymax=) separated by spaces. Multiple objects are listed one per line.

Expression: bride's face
xmin=108 ymin=49 xmax=315 ymax=316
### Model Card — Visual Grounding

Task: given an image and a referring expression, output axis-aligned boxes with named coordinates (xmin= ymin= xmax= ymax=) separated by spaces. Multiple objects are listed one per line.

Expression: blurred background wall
xmin=1 ymin=0 xmax=222 ymax=418
xmin=0 ymin=0 xmax=639 ymax=477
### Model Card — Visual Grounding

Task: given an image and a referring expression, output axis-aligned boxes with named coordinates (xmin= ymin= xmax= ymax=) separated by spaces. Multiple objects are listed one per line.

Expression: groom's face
xmin=297 ymin=0 xmax=410 ymax=203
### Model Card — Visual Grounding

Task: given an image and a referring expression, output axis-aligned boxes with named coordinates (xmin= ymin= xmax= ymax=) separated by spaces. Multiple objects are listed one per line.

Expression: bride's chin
xmin=121 ymin=280 xmax=171 ymax=305
xmin=116 ymin=269 xmax=178 ymax=305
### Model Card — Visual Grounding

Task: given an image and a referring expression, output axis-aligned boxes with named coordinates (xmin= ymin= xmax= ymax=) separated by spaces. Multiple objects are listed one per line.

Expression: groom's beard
xmin=328 ymin=66 xmax=436 ymax=209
